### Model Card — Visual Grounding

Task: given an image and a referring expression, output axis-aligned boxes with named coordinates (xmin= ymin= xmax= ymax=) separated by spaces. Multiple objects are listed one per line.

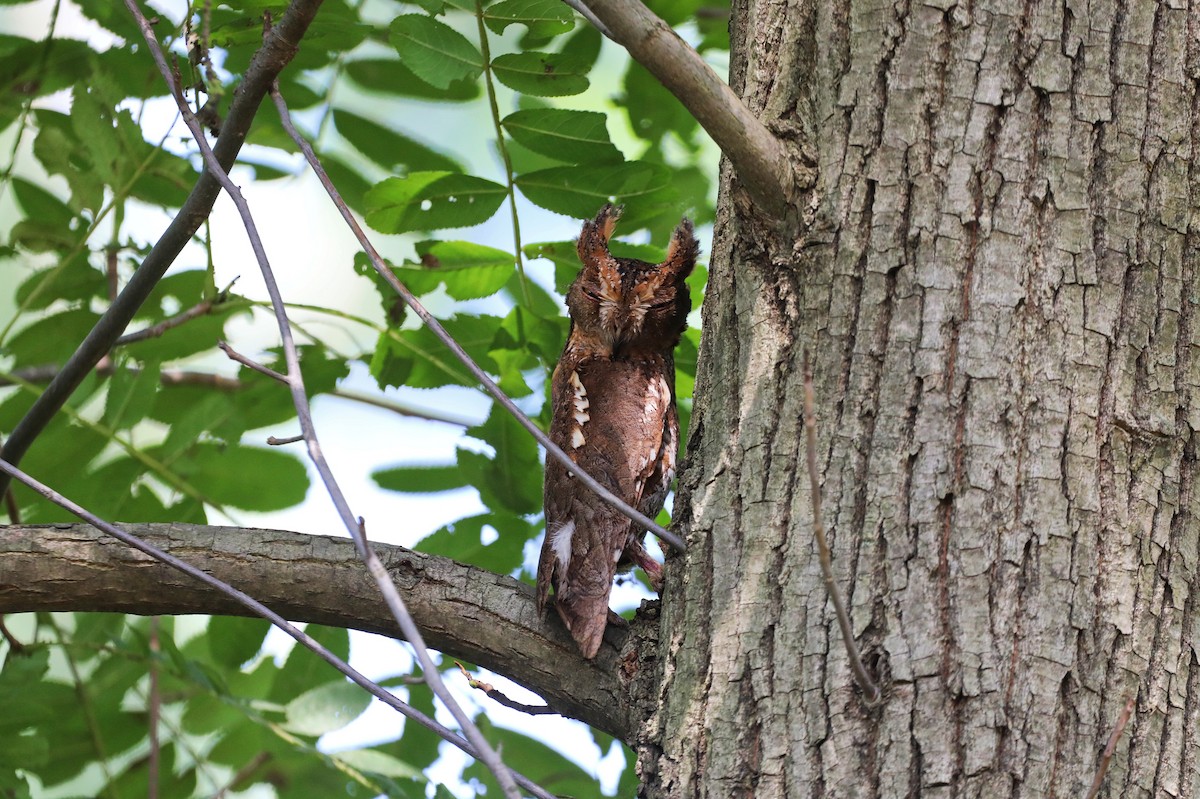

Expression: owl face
xmin=567 ymin=205 xmax=699 ymax=356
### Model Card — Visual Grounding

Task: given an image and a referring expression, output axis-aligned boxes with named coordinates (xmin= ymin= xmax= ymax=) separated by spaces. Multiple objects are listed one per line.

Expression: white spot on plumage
xmin=570 ymin=371 xmax=590 ymax=426
xmin=551 ymin=520 xmax=575 ymax=567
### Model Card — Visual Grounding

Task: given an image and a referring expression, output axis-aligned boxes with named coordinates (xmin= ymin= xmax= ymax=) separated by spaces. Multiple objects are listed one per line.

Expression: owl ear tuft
xmin=577 ymin=204 xmax=624 ymax=292
xmin=660 ymin=216 xmax=700 ymax=282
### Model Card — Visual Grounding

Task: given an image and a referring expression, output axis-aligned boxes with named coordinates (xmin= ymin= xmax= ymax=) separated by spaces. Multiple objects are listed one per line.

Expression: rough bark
xmin=0 ymin=523 xmax=638 ymax=740
xmin=641 ymin=1 xmax=1200 ymax=797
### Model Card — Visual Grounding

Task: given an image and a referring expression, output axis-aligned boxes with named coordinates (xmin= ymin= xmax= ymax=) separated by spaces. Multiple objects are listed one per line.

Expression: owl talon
xmin=635 ymin=552 xmax=664 ymax=593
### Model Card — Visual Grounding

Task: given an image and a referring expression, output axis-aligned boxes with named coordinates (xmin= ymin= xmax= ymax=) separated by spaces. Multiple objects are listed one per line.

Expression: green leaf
xmin=557 ymin=22 xmax=603 ymax=74
xmin=14 ymin=255 xmax=102 ymax=310
xmin=10 ymin=177 xmax=74 ymax=227
xmin=515 ymin=162 xmax=674 ymax=223
xmin=395 ymin=239 xmax=515 ymax=299
xmin=335 ymin=749 xmax=424 ymax=780
xmin=319 ymin=154 xmax=374 ymax=215
xmin=491 ymin=51 xmax=589 ymax=96
xmin=373 ymin=464 xmax=469 ymax=493
xmin=622 ymin=60 xmax=699 ymax=145
xmin=334 ymin=109 xmax=462 ymax=174
xmin=464 ymin=716 xmax=600 ymax=797
xmin=5 ymin=308 xmax=102 ymax=368
xmin=370 ymin=314 xmax=500 ymax=389
xmin=119 ymin=306 xmax=241 ymax=362
xmin=344 ymin=57 xmax=481 ymax=101
xmin=271 ymin=625 xmax=351 ymax=704
xmin=501 ymin=108 xmax=622 ymax=164
xmin=9 ymin=219 xmax=75 ymax=252
xmin=284 ymin=681 xmax=371 ymax=736
xmin=32 ymin=109 xmax=104 ymax=211
xmin=365 ymin=172 xmax=507 ymax=234
xmin=159 ymin=443 xmax=309 ymax=511
xmin=418 ymin=512 xmax=531 ymax=572
xmin=389 ymin=15 xmax=484 ymax=90
xmin=459 ymin=405 xmax=541 ymax=515
xmin=103 ymin=360 xmax=160 ymax=430
xmin=484 ymin=0 xmax=574 ymax=38
xmin=206 ymin=616 xmax=271 ymax=668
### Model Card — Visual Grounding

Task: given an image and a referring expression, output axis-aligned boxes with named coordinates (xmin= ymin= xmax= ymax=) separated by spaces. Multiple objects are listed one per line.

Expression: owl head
xmin=567 ymin=204 xmax=699 ymax=355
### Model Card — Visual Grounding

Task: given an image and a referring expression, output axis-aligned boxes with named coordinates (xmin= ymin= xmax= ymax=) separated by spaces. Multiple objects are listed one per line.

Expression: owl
xmin=538 ymin=204 xmax=699 ymax=659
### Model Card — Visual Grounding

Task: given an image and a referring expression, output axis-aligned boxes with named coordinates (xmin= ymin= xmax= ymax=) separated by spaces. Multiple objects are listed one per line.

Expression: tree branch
xmin=0 ymin=468 xmax=554 ymax=799
xmin=803 ymin=352 xmax=881 ymax=704
xmin=575 ymin=0 xmax=805 ymax=218
xmin=0 ymin=0 xmax=324 ymax=498
xmin=0 ymin=522 xmax=636 ymax=741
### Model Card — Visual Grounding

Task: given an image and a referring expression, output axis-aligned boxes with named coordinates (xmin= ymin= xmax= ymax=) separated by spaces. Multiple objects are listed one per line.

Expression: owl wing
xmin=538 ymin=357 xmax=673 ymax=658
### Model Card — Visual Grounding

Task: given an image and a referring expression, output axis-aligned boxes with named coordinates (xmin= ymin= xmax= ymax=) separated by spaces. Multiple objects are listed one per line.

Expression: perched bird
xmin=538 ymin=204 xmax=699 ymax=658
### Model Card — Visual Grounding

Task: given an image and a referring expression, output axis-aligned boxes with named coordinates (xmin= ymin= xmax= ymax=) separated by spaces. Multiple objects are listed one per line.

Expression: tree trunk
xmin=641 ymin=2 xmax=1200 ymax=796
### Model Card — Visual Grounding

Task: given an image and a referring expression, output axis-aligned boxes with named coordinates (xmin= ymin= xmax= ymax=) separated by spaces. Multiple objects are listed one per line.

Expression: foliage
xmin=0 ymin=0 xmax=720 ymax=795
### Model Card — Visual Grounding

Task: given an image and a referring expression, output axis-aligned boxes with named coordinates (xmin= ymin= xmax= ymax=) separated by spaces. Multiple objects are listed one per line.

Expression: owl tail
xmin=545 ymin=523 xmax=625 ymax=659
xmin=554 ymin=590 xmax=612 ymax=659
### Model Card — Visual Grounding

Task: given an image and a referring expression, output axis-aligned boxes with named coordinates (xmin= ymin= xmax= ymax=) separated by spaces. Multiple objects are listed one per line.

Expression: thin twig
xmin=803 ymin=351 xmax=881 ymax=704
xmin=1 ymin=364 xmax=470 ymax=425
xmin=574 ymin=0 xmax=802 ymax=218
xmin=114 ymin=299 xmax=215 ymax=346
xmin=266 ymin=434 xmax=303 ymax=446
xmin=1085 ymin=695 xmax=1136 ymax=799
xmin=106 ymin=247 xmax=119 ymax=302
xmin=559 ymin=0 xmax=613 ymax=38
xmin=213 ymin=752 xmax=272 ymax=799
xmin=0 ymin=458 xmax=556 ymax=799
xmin=329 ymin=388 xmax=474 ymax=427
xmin=474 ymin=0 xmax=530 ymax=305
xmin=217 ymin=341 xmax=287 ymax=382
xmin=0 ymin=0 xmax=326 ymax=499
xmin=270 ymin=78 xmax=686 ymax=554
xmin=0 ymin=617 xmax=25 ymax=653
xmin=456 ymin=662 xmax=556 ymax=716
xmin=124 ymin=7 xmax=524 ymax=795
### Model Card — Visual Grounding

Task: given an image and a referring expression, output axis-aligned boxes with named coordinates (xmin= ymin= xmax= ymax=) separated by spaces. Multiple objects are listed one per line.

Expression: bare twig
xmin=0 ymin=616 xmax=24 ymax=653
xmin=0 ymin=0 xmax=326 ymax=499
xmin=803 ymin=351 xmax=881 ymax=704
xmin=213 ymin=752 xmax=272 ymax=799
xmin=1 ymin=364 xmax=471 ymax=425
xmin=217 ymin=341 xmax=287 ymax=382
xmin=329 ymin=388 xmax=474 ymax=427
xmin=1 ymin=433 xmax=21 ymax=525
xmin=456 ymin=662 xmax=556 ymax=716
xmin=105 ymin=247 xmax=119 ymax=302
xmin=560 ymin=0 xmax=613 ymax=38
xmin=574 ymin=0 xmax=803 ymax=218
xmin=266 ymin=434 xmax=304 ymax=446
xmin=269 ymin=80 xmax=686 ymax=554
xmin=1085 ymin=696 xmax=1136 ymax=799
xmin=124 ymin=7 xmax=525 ymax=795
xmin=114 ymin=299 xmax=215 ymax=346
xmin=0 ymin=460 xmax=557 ymax=799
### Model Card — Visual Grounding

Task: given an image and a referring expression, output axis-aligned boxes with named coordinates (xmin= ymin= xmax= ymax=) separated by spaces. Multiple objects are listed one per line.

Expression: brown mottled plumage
xmin=538 ymin=204 xmax=699 ymax=658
